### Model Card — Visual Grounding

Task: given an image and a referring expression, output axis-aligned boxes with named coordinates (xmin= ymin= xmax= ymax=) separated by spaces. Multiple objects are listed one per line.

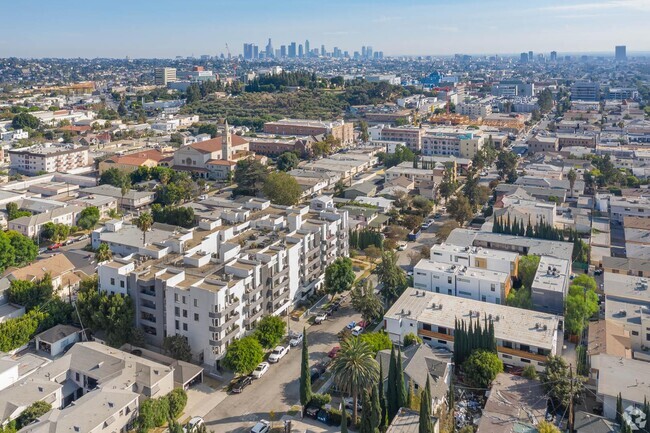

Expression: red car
xmin=328 ymin=346 xmax=340 ymax=358
xmin=47 ymin=243 xmax=62 ymax=250
xmin=357 ymin=320 xmax=368 ymax=329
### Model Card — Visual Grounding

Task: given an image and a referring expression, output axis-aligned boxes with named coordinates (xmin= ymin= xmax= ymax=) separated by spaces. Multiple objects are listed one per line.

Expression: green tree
xmin=447 ymin=195 xmax=474 ymax=226
xmin=6 ymin=202 xmax=30 ymax=220
xmin=263 ymin=171 xmax=302 ymax=206
xmin=331 ymin=337 xmax=380 ymax=422
xmin=387 ymin=346 xmax=399 ymax=422
xmin=403 ymin=333 xmax=422 ymax=347
xmin=377 ymin=251 xmax=407 ymax=305
xmin=77 ymin=206 xmax=100 ymax=230
xmin=359 ymin=332 xmax=392 ymax=355
xmin=117 ymin=101 xmax=128 ymax=117
xmin=254 ymin=315 xmax=286 ymax=349
xmin=151 ymin=205 xmax=196 ymax=228
xmin=395 ymin=347 xmax=407 ymax=410
xmin=565 ymin=284 xmax=599 ymax=336
xmin=300 ymin=327 xmax=312 ymax=408
xmin=370 ymin=383 xmax=381 ymax=432
xmin=15 ymin=401 xmax=52 ymax=429
xmin=99 ymin=167 xmax=131 ymax=188
xmin=360 ymin=121 xmax=370 ymax=143
xmin=8 ymin=275 xmax=53 ymax=311
xmin=542 ymin=355 xmax=583 ymax=410
xmin=6 ymin=230 xmax=37 ymax=266
xmin=419 ymin=376 xmax=434 ymax=433
xmin=135 ymin=212 xmax=154 ymax=245
xmin=233 ymin=159 xmax=269 ymax=197
xmin=522 ymin=365 xmax=538 ymax=380
xmin=12 ymin=112 xmax=40 ymax=130
xmin=325 ymin=257 xmax=355 ymax=299
xmin=341 ymin=404 xmax=349 ymax=433
xmin=379 ymin=358 xmax=389 ymax=431
xmin=403 ymin=214 xmax=424 ymax=231
xmin=496 ymin=150 xmax=519 ymax=183
xmin=95 ymin=242 xmax=113 ymax=262
xmin=40 ymin=222 xmax=70 ymax=242
xmin=223 ymin=336 xmax=264 ymax=374
xmin=518 ymin=255 xmax=541 ymax=291
xmin=351 ymin=282 xmax=383 ymax=323
xmin=463 ymin=350 xmax=503 ymax=388
xmin=0 ymin=310 xmax=45 ymax=352
xmin=167 ymin=388 xmax=188 ymax=418
xmin=276 ymin=152 xmax=299 ymax=171
xmin=567 ymin=169 xmax=577 ymax=199
xmin=537 ymin=421 xmax=561 ymax=433
xmin=359 ymin=391 xmax=375 ymax=433
xmin=162 ymin=335 xmax=193 ymax=361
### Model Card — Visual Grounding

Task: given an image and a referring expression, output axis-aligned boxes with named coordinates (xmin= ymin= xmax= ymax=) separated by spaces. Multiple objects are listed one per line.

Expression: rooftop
xmin=591 ymin=354 xmax=650 ymax=403
xmin=532 ymin=256 xmax=570 ymax=293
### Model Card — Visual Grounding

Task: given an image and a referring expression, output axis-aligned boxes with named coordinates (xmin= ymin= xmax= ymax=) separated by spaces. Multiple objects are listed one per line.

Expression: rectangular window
xmin=183 ymin=310 xmax=188 ymax=318
xmin=502 ymin=354 xmax=512 ymax=359
xmin=110 ymin=278 xmax=115 ymax=285
xmin=182 ymin=296 xmax=186 ymax=304
xmin=632 ymin=331 xmax=639 ymax=336
xmin=521 ymin=358 xmax=531 ymax=364
xmin=194 ymin=313 xmax=199 ymax=321
xmin=491 ymin=284 xmax=495 ymax=292
xmin=120 ymin=280 xmax=125 ymax=288
xmin=175 ymin=307 xmax=180 ymax=316
xmin=194 ymin=299 xmax=198 ymax=307
xmin=175 ymin=320 xmax=179 ymax=330
xmin=646 ymin=333 xmax=650 ymax=341
xmin=183 ymin=323 xmax=188 ymax=331
xmin=448 ymin=277 xmax=452 ymax=284
xmin=174 ymin=293 xmax=179 ymax=302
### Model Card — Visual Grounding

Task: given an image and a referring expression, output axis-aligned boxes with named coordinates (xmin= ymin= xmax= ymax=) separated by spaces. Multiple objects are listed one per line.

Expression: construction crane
xmin=224 ymin=43 xmax=238 ymax=81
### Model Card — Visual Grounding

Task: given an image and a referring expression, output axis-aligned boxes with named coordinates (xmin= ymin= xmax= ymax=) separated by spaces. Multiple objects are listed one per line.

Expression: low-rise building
xmin=8 ymin=205 xmax=83 ymax=238
xmin=379 ymin=126 xmax=425 ymax=152
xmin=80 ymin=185 xmax=155 ymax=211
xmin=527 ymin=135 xmax=559 ymax=153
xmin=98 ymin=149 xmax=168 ymax=174
xmin=530 ymin=256 xmax=570 ymax=315
xmin=384 ymin=289 xmax=560 ymax=371
xmin=9 ymin=144 xmax=89 ymax=175
xmin=263 ymin=118 xmax=354 ymax=145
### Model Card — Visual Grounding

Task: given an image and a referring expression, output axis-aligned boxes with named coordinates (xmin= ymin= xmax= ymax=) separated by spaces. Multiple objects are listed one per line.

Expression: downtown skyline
xmin=1 ymin=0 xmax=649 ymax=58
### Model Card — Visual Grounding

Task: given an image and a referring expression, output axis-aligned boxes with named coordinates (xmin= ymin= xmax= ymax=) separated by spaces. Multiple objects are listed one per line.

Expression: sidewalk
xmin=180 ymin=382 xmax=228 ymax=423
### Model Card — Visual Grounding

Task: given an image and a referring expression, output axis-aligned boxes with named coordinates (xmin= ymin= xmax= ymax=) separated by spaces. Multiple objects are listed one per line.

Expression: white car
xmin=289 ymin=333 xmax=304 ymax=347
xmin=351 ymin=326 xmax=364 ymax=337
xmin=314 ymin=313 xmax=327 ymax=324
xmin=268 ymin=345 xmax=289 ymax=363
xmin=252 ymin=362 xmax=270 ymax=379
xmin=184 ymin=416 xmax=204 ymax=433
xmin=251 ymin=420 xmax=271 ymax=433
xmin=397 ymin=242 xmax=407 ymax=251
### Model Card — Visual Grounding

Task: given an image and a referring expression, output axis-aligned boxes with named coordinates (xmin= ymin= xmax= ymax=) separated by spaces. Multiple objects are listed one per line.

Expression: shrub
xmin=403 ymin=332 xmax=422 ymax=347
xmin=309 ymin=393 xmax=332 ymax=408
xmin=167 ymin=388 xmax=188 ymax=419
xmin=522 ymin=365 xmax=538 ymax=380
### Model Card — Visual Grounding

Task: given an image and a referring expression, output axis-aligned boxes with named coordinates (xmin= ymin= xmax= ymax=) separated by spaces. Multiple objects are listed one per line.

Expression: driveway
xmin=203 ymin=303 xmax=361 ymax=433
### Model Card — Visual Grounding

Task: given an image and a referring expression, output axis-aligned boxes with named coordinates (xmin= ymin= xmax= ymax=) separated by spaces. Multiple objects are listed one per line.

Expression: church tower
xmin=222 ymin=120 xmax=232 ymax=161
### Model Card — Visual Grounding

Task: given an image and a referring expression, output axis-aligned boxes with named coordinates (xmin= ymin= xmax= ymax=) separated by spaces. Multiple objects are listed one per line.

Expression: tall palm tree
xmin=331 ymin=337 xmax=379 ymax=422
xmin=567 ymin=168 xmax=577 ymax=199
xmin=95 ymin=243 xmax=113 ymax=262
xmin=135 ymin=212 xmax=154 ymax=245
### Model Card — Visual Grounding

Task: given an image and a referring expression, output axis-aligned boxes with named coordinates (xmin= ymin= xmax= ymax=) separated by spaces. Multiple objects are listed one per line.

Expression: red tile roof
xmin=189 ymin=135 xmax=249 ymax=153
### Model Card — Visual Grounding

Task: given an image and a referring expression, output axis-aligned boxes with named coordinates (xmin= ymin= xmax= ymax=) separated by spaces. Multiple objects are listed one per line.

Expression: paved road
xmin=203 ymin=303 xmax=361 ymax=433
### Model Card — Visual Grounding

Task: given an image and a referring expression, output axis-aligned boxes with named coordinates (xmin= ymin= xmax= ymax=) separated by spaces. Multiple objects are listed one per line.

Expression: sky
xmin=1 ymin=0 xmax=649 ymax=58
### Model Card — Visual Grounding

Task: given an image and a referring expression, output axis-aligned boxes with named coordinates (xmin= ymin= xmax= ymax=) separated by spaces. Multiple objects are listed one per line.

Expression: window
xmin=183 ymin=323 xmax=188 ymax=331
xmin=174 ymin=293 xmax=179 ymax=302
xmin=503 ymin=341 xmax=513 ymax=349
xmin=632 ymin=331 xmax=639 ymax=336
xmin=520 ymin=358 xmax=531 ymax=364
xmin=646 ymin=333 xmax=650 ymax=341
xmin=448 ymin=277 xmax=452 ymax=284
xmin=481 ymin=295 xmax=486 ymax=302
xmin=120 ymin=280 xmax=125 ymax=288
xmin=491 ymin=284 xmax=495 ymax=292
xmin=502 ymin=354 xmax=512 ymax=359
xmin=194 ymin=313 xmax=199 ymax=321
xmin=194 ymin=299 xmax=198 ymax=307
xmin=438 ymin=340 xmax=447 ymax=345
xmin=75 ymin=372 xmax=80 ymax=381
xmin=175 ymin=320 xmax=179 ymax=330
xmin=182 ymin=309 xmax=188 ymax=318
xmin=110 ymin=278 xmax=115 ymax=285
xmin=175 ymin=307 xmax=180 ymax=316
xmin=182 ymin=296 xmax=186 ymax=304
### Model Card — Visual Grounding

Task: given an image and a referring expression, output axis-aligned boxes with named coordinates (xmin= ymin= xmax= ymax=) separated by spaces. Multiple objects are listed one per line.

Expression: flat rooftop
xmin=532 ymin=256 xmax=570 ymax=293
xmin=386 ymin=288 xmax=560 ymax=349
xmin=604 ymin=272 xmax=650 ymax=304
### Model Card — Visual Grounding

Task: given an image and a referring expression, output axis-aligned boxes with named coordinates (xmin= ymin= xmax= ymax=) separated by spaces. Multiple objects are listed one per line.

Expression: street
xmin=203 ymin=303 xmax=361 ymax=433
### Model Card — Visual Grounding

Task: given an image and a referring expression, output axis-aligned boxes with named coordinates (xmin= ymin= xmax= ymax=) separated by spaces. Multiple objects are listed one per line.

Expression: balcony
xmin=209 ymin=311 xmax=240 ymax=333
xmin=245 ymin=284 xmax=263 ymax=299
xmin=418 ymin=329 xmax=454 ymax=342
xmin=497 ymin=346 xmax=548 ymax=363
xmin=208 ymin=298 xmax=241 ymax=319
xmin=245 ymin=308 xmax=264 ymax=326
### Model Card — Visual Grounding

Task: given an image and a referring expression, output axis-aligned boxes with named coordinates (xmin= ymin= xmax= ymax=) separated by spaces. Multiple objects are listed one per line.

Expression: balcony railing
xmin=418 ymin=329 xmax=453 ymax=341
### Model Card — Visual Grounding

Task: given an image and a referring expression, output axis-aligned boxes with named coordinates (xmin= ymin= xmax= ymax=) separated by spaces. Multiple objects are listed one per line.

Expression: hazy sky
xmin=2 ymin=0 xmax=649 ymax=58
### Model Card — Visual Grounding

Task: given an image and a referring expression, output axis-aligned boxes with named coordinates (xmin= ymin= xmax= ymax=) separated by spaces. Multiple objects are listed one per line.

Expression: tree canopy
xmin=276 ymin=152 xmax=299 ymax=171
xmin=223 ymin=336 xmax=264 ymax=374
xmin=263 ymin=171 xmax=302 ymax=206
xmin=77 ymin=206 xmax=100 ymax=230
xmin=233 ymin=159 xmax=269 ymax=197
xmin=447 ymin=195 xmax=474 ymax=226
xmin=377 ymin=251 xmax=407 ymax=305
xmin=462 ymin=350 xmax=503 ymax=388
xmin=253 ymin=315 xmax=286 ymax=349
xmin=325 ymin=257 xmax=356 ymax=299
xmin=162 ymin=335 xmax=193 ymax=362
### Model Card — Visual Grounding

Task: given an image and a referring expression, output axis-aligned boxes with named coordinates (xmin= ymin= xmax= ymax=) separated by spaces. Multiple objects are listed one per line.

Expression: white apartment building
xmin=609 ymin=197 xmax=650 ymax=223
xmin=429 ymin=243 xmax=519 ymax=276
xmin=530 ymin=256 xmax=570 ymax=315
xmin=421 ymin=132 xmax=484 ymax=159
xmin=97 ymin=197 xmax=349 ymax=369
xmin=8 ymin=205 xmax=83 ymax=238
xmin=8 ymin=144 xmax=89 ymax=175
xmin=384 ymin=289 xmax=560 ymax=371
xmin=413 ymin=260 xmax=511 ymax=304
xmin=379 ymin=126 xmax=425 ymax=152
xmin=154 ymin=67 xmax=177 ymax=86
xmin=457 ymin=101 xmax=492 ymax=119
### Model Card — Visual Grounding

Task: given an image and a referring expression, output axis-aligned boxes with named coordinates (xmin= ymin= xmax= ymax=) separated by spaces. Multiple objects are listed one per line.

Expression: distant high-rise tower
xmin=362 ymin=46 xmax=367 ymax=58
xmin=321 ymin=45 xmax=326 ymax=56
xmin=288 ymin=42 xmax=297 ymax=58
xmin=266 ymin=38 xmax=274 ymax=58
xmin=366 ymin=46 xmax=373 ymax=59
xmin=520 ymin=52 xmax=529 ymax=63
xmin=550 ymin=51 xmax=558 ymax=61
xmin=528 ymin=51 xmax=534 ymax=61
xmin=252 ymin=45 xmax=259 ymax=59
xmin=243 ymin=43 xmax=254 ymax=60
xmin=280 ymin=45 xmax=287 ymax=58
xmin=615 ymin=45 xmax=627 ymax=61
xmin=154 ymin=68 xmax=176 ymax=85
xmin=298 ymin=44 xmax=304 ymax=58
xmin=305 ymin=40 xmax=310 ymax=57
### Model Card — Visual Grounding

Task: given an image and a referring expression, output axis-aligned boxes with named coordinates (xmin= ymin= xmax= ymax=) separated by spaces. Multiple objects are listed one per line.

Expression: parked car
xmin=346 ymin=321 xmax=356 ymax=329
xmin=47 ymin=243 xmax=62 ymax=250
xmin=314 ymin=313 xmax=327 ymax=324
xmin=78 ymin=234 xmax=89 ymax=241
xmin=199 ymin=194 xmax=208 ymax=200
xmin=316 ymin=409 xmax=329 ymax=424
xmin=305 ymin=406 xmax=320 ymax=419
xmin=231 ymin=375 xmax=252 ymax=393
xmin=594 ymin=268 xmax=604 ymax=276
xmin=268 ymin=345 xmax=289 ymax=363
xmin=328 ymin=346 xmax=340 ymax=358
xmin=289 ymin=333 xmax=304 ymax=347
xmin=351 ymin=325 xmax=364 ymax=337
xmin=184 ymin=416 xmax=204 ymax=433
xmin=252 ymin=362 xmax=270 ymax=379
xmin=250 ymin=420 xmax=271 ymax=433
xmin=344 ymin=397 xmax=363 ymax=412
xmin=397 ymin=242 xmax=407 ymax=251
xmin=357 ymin=320 xmax=368 ymax=329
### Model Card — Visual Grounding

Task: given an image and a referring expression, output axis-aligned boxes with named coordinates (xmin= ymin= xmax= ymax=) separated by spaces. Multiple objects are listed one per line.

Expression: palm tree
xmin=567 ymin=169 xmax=577 ymax=199
xmin=330 ymin=337 xmax=379 ymax=422
xmin=95 ymin=243 xmax=112 ymax=262
xmin=135 ymin=212 xmax=154 ymax=245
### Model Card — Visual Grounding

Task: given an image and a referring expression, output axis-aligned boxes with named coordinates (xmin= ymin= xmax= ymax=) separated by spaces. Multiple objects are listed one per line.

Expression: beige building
xmin=154 ymin=67 xmax=177 ymax=86
xmin=8 ymin=205 xmax=83 ymax=238
xmin=527 ymin=136 xmax=559 ymax=153
xmin=263 ymin=118 xmax=354 ymax=145
xmin=98 ymin=149 xmax=168 ymax=174
xmin=9 ymin=145 xmax=89 ymax=175
xmin=379 ymin=126 xmax=425 ymax=152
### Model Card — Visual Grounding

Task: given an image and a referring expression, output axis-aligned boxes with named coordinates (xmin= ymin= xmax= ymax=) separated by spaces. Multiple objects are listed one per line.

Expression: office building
xmin=280 ymin=45 xmax=287 ymax=58
xmin=384 ymin=289 xmax=560 ymax=371
xmin=97 ymin=198 xmax=349 ymax=368
xmin=304 ymin=40 xmax=310 ymax=56
xmin=298 ymin=44 xmax=303 ymax=58
xmin=321 ymin=45 xmax=325 ymax=56
xmin=263 ymin=118 xmax=354 ymax=145
xmin=154 ymin=67 xmax=176 ymax=86
xmin=550 ymin=51 xmax=557 ymax=61
xmin=615 ymin=45 xmax=627 ymax=61
xmin=288 ymin=42 xmax=297 ymax=58
xmin=528 ymin=51 xmax=533 ymax=61
xmin=8 ymin=143 xmax=89 ymax=175
xmin=571 ymin=81 xmax=600 ymax=101
xmin=520 ymin=52 xmax=528 ymax=63
xmin=366 ymin=46 xmax=373 ymax=58
xmin=265 ymin=38 xmax=273 ymax=58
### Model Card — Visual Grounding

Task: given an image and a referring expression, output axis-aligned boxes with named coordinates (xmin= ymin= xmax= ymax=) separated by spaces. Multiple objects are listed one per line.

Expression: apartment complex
xmin=457 ymin=101 xmax=492 ymax=119
xmin=97 ymin=197 xmax=349 ymax=369
xmin=385 ymin=289 xmax=560 ymax=371
xmin=530 ymin=256 xmax=570 ymax=315
xmin=8 ymin=144 xmax=89 ymax=175
xmin=379 ymin=126 xmax=425 ymax=152
xmin=263 ymin=118 xmax=354 ymax=145
xmin=154 ymin=67 xmax=177 ymax=85
xmin=421 ymin=132 xmax=484 ymax=159
xmin=571 ymin=81 xmax=600 ymax=101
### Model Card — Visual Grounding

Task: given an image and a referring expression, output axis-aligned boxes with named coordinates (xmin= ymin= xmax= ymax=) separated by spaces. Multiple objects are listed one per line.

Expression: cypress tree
xmin=418 ymin=376 xmax=434 ymax=433
xmin=396 ymin=347 xmax=408 ymax=411
xmin=379 ymin=359 xmax=388 ymax=432
xmin=299 ymin=327 xmax=312 ymax=408
xmin=448 ymin=381 xmax=455 ymax=413
xmin=341 ymin=403 xmax=349 ymax=433
xmin=371 ymin=383 xmax=381 ymax=432
xmin=407 ymin=379 xmax=414 ymax=410
xmin=360 ymin=392 xmax=374 ymax=433
xmin=387 ymin=346 xmax=398 ymax=421
xmin=616 ymin=393 xmax=623 ymax=424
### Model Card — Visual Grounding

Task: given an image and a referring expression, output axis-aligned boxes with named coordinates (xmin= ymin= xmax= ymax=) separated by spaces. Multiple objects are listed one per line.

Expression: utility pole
xmin=568 ymin=363 xmax=575 ymax=433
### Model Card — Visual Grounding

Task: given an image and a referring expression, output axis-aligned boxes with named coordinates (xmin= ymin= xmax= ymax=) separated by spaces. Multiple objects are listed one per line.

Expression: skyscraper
xmin=321 ymin=45 xmax=326 ymax=56
xmin=252 ymin=45 xmax=259 ymax=59
xmin=288 ymin=42 xmax=297 ymax=58
xmin=298 ymin=44 xmax=304 ymax=58
xmin=265 ymin=38 xmax=274 ymax=58
xmin=243 ymin=43 xmax=254 ymax=60
xmin=280 ymin=45 xmax=287 ymax=58
xmin=305 ymin=40 xmax=310 ymax=57
xmin=550 ymin=51 xmax=557 ymax=61
xmin=520 ymin=52 xmax=528 ymax=63
xmin=366 ymin=46 xmax=373 ymax=59
xmin=615 ymin=45 xmax=627 ymax=61
xmin=362 ymin=46 xmax=366 ymax=58
xmin=528 ymin=51 xmax=534 ymax=61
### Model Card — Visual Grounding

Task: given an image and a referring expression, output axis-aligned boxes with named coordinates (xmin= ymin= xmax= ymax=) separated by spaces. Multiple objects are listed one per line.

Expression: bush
xmin=15 ymin=401 xmax=52 ymax=429
xmin=522 ymin=365 xmax=538 ymax=380
xmin=136 ymin=389 xmax=188 ymax=433
xmin=309 ymin=393 xmax=332 ymax=408
xmin=167 ymin=388 xmax=188 ymax=419
xmin=462 ymin=350 xmax=503 ymax=388
xmin=403 ymin=332 xmax=422 ymax=347
xmin=358 ymin=332 xmax=392 ymax=354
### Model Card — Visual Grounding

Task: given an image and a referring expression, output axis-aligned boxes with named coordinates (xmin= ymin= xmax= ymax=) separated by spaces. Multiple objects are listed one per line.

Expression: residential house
xmin=8 ymin=206 xmax=83 ymax=238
